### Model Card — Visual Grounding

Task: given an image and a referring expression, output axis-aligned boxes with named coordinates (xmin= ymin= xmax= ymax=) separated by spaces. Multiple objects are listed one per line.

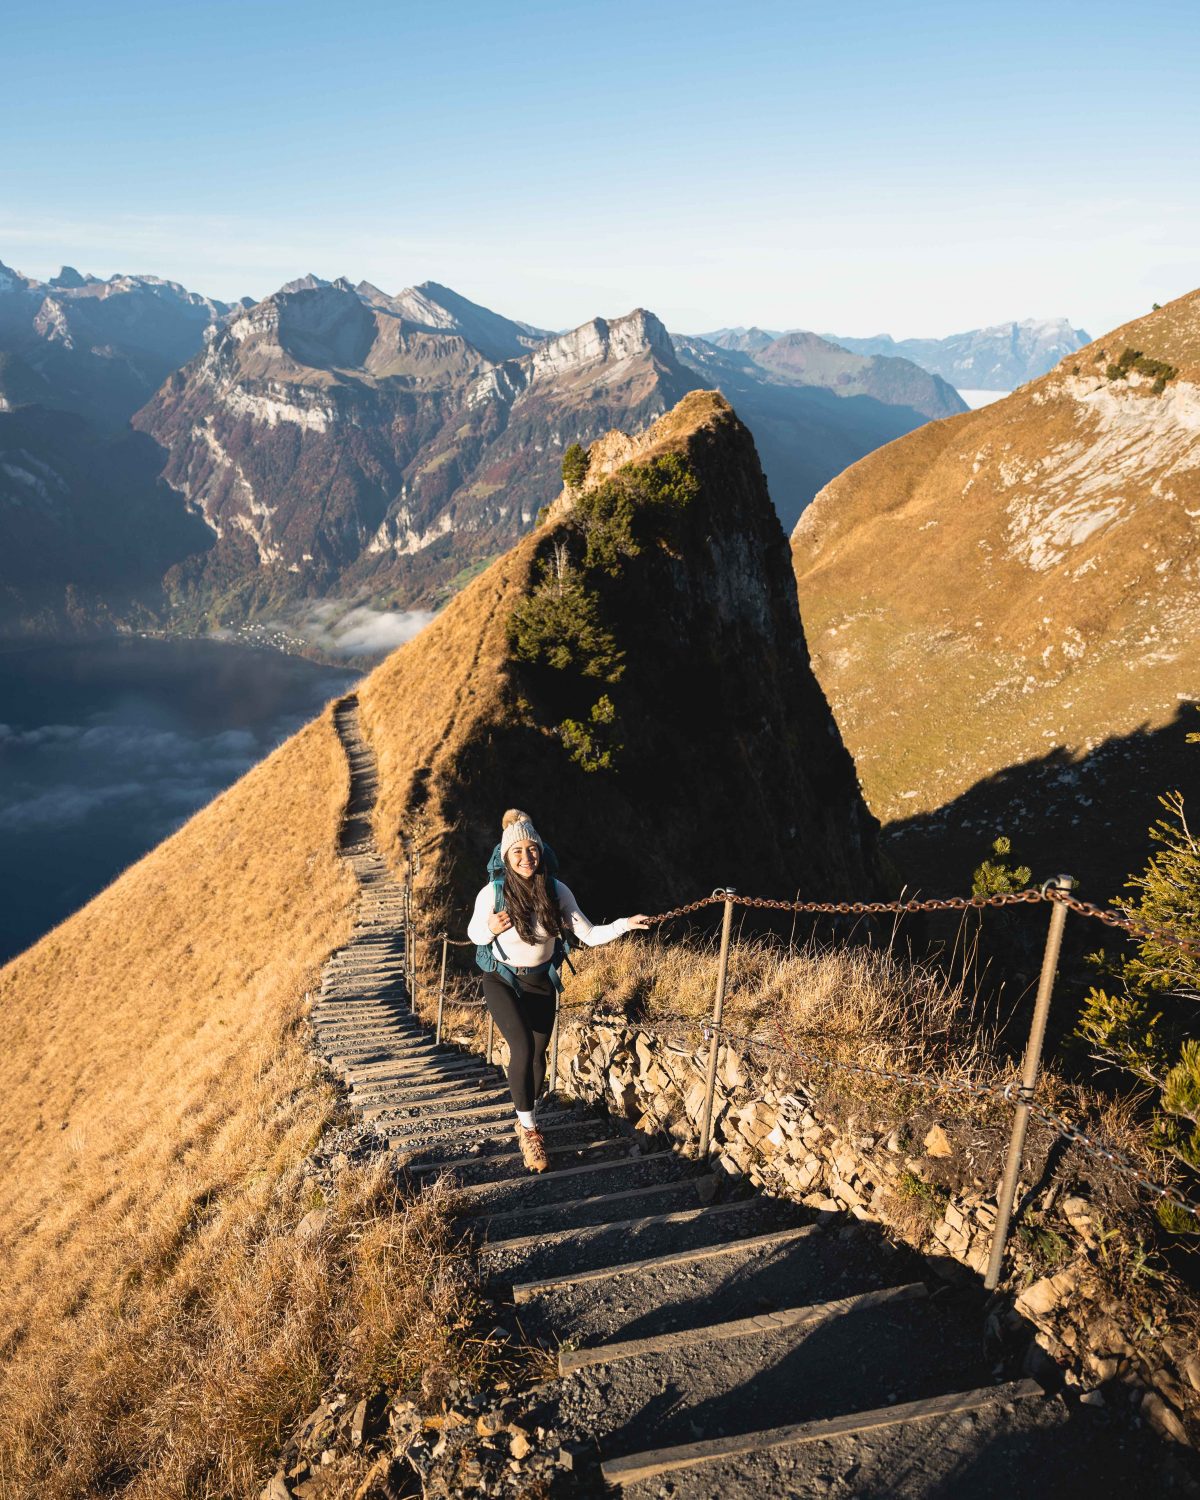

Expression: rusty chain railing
xmin=407 ymin=874 xmax=1199 ymax=1284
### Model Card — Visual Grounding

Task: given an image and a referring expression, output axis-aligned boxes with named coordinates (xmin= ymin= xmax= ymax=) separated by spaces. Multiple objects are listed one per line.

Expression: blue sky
xmin=3 ymin=0 xmax=1198 ymax=338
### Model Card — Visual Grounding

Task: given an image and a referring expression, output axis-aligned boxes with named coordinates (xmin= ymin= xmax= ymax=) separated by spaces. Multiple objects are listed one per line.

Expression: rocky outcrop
xmin=360 ymin=389 xmax=881 ymax=924
xmin=791 ymin=287 xmax=1200 ymax=891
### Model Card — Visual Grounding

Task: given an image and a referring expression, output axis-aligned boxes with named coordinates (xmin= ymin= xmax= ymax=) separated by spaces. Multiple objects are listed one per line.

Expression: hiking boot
xmin=515 ymin=1122 xmax=549 ymax=1173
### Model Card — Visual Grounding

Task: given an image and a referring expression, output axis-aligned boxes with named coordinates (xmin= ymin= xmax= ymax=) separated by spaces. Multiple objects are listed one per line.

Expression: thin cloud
xmin=283 ymin=600 xmax=436 ymax=658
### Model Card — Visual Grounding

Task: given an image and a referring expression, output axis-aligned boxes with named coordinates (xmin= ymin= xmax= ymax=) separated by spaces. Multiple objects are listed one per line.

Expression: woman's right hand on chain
xmin=488 ymin=911 xmax=513 ymax=935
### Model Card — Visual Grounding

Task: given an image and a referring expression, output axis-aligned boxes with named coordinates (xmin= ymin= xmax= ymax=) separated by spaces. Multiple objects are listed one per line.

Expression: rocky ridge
xmin=358 ymin=388 xmax=881 ymax=913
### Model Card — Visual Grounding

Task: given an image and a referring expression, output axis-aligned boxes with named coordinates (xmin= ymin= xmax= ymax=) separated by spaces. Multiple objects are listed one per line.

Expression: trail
xmin=315 ymin=693 xmax=1172 ymax=1496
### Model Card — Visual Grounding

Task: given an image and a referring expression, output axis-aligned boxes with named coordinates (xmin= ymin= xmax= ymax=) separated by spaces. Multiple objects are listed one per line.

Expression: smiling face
xmin=506 ymin=840 xmax=541 ymax=878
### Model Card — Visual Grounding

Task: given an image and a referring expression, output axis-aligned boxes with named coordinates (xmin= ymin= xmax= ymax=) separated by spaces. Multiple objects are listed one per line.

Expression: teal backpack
xmin=475 ymin=841 xmax=576 ymax=993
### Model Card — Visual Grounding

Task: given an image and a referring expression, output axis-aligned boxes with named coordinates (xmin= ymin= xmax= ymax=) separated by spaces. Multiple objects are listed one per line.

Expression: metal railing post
xmin=549 ymin=993 xmax=561 ymax=1098
xmin=984 ymin=875 xmax=1074 ymax=1291
xmin=435 ymin=935 xmax=448 ymax=1046
xmin=698 ymin=889 xmax=736 ymax=1157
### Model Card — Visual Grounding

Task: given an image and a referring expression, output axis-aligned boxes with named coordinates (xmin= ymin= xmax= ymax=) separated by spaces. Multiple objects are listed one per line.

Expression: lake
xmin=0 ymin=638 xmax=357 ymax=965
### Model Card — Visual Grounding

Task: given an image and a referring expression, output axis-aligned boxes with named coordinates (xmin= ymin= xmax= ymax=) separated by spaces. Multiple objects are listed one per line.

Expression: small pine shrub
xmin=972 ymin=835 xmax=1032 ymax=897
xmin=507 ymin=548 xmax=624 ymax=683
xmin=561 ymin=442 xmax=590 ymax=492
xmin=1110 ymin=347 xmax=1178 ymax=390
xmin=573 ymin=452 xmax=700 ymax=575
xmin=559 ymin=693 xmax=621 ymax=773
xmin=1076 ymin=745 xmax=1200 ymax=1230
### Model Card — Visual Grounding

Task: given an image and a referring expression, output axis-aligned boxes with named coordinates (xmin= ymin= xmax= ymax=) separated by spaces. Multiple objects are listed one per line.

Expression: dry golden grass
xmin=0 ymin=704 xmax=477 ymax=1497
xmin=566 ymin=928 xmax=1001 ymax=1111
xmin=564 ymin=927 xmax=1168 ymax=1179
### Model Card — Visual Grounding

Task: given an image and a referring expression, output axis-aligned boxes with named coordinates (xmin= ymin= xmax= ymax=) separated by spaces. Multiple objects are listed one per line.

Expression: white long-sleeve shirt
xmin=467 ymin=879 xmax=630 ymax=968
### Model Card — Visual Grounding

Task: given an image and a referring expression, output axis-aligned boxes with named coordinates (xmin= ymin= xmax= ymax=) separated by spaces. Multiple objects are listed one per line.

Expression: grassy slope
xmin=791 ymin=289 xmax=1200 ymax=885
xmin=0 ymin=710 xmax=363 ymax=1494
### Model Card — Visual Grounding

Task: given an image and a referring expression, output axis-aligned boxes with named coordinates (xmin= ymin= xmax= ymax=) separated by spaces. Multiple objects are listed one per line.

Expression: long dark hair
xmin=503 ymin=854 xmax=566 ymax=945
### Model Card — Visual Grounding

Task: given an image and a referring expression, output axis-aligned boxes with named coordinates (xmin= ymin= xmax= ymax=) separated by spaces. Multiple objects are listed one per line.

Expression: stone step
xmin=481 ymin=1195 xmax=805 ymax=1286
xmin=364 ymin=1096 xmax=525 ymax=1128
xmin=520 ymin=1215 xmax=932 ymax=1354
xmin=357 ymin=1086 xmax=512 ymax=1123
xmin=465 ymin=1174 xmax=710 ymax=1238
xmin=349 ymin=1071 xmax=503 ymax=1103
xmin=408 ymin=1134 xmax=625 ymax=1182
xmin=603 ymin=1379 xmax=1045 ymax=1492
xmin=556 ymin=1290 xmax=998 ymax=1475
xmin=322 ymin=1042 xmax=438 ymax=1068
xmin=559 ymin=1281 xmax=926 ymax=1374
xmin=447 ymin=1147 xmax=679 ymax=1205
xmin=386 ymin=1108 xmax=583 ymax=1152
xmin=341 ymin=1054 xmax=486 ymax=1084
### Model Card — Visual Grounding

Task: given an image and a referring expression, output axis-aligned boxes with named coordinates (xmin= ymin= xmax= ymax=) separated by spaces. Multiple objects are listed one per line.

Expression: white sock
xmin=516 ymin=1109 xmax=536 ymax=1130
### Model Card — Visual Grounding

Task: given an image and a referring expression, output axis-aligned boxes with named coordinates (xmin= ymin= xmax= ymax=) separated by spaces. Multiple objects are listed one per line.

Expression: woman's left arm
xmin=556 ymin=882 xmax=650 ymax=946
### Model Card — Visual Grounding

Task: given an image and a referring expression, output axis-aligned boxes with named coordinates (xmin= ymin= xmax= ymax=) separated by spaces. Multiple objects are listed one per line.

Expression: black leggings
xmin=481 ymin=971 xmax=557 ymax=1113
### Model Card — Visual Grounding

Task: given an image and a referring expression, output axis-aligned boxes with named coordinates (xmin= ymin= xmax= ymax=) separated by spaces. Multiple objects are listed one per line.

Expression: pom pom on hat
xmin=500 ymin=809 xmax=543 ymax=859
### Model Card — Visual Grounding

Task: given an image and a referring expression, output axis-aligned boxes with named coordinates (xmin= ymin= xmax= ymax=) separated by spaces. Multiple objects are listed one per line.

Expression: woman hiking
xmin=467 ymin=809 xmax=649 ymax=1173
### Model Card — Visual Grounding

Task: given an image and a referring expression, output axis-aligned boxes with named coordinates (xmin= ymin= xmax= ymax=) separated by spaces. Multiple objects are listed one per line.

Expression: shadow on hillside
xmin=884 ymin=706 xmax=1199 ymax=904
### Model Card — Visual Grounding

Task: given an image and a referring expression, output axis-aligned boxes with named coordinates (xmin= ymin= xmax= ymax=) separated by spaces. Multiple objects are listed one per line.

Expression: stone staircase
xmin=315 ymin=694 xmax=1170 ymax=1496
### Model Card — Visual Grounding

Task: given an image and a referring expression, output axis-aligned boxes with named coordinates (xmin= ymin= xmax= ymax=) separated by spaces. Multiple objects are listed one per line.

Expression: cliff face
xmin=791 ymin=289 xmax=1200 ymax=889
xmin=359 ymin=389 xmax=881 ymax=919
xmin=135 ymin=283 xmax=698 ymax=622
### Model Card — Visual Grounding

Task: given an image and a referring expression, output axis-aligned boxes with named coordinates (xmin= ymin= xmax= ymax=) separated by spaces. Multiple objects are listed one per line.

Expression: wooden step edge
xmin=358 ymin=1090 xmax=511 ymax=1122
xmin=599 ymin=1378 xmax=1044 ymax=1488
xmin=326 ymin=1046 xmax=436 ymax=1066
xmin=387 ymin=1113 xmax=582 ymax=1152
xmin=409 ymin=1136 xmax=620 ymax=1176
xmin=386 ymin=1107 xmax=577 ymax=1147
xmin=370 ymin=1097 xmax=537 ymax=1127
xmin=342 ymin=1059 xmax=487 ymax=1083
xmin=350 ymin=1074 xmax=502 ymax=1101
xmin=448 ymin=1149 xmax=673 ymax=1197
xmin=558 ymin=1281 xmax=926 ymax=1374
xmin=511 ymin=1222 xmax=821 ymax=1303
xmin=316 ymin=1028 xmax=426 ymax=1045
xmin=357 ymin=1092 xmax=510 ymax=1116
xmin=466 ymin=1173 xmax=707 ymax=1229
xmin=340 ymin=1059 xmax=484 ymax=1083
xmin=483 ymin=1196 xmax=779 ymax=1258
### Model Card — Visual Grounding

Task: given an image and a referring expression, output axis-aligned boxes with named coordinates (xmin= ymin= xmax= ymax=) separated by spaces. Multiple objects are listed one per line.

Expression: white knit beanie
xmin=500 ymin=807 xmax=543 ymax=861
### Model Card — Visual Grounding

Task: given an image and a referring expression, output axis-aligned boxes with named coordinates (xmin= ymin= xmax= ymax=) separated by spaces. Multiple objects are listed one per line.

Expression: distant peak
xmin=276 ymin=273 xmax=332 ymax=295
xmin=49 ymin=265 xmax=87 ymax=289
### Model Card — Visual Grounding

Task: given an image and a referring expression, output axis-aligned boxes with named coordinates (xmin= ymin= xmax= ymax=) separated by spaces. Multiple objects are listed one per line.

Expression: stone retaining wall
xmin=554 ymin=1015 xmax=1198 ymax=1451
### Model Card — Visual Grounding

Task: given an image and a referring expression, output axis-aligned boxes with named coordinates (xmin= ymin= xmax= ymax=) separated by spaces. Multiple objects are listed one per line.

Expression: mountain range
xmin=707 ymin=318 xmax=1090 ymax=392
xmin=791 ymin=291 xmax=1199 ymax=893
xmin=0 ymin=263 xmax=974 ymax=641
